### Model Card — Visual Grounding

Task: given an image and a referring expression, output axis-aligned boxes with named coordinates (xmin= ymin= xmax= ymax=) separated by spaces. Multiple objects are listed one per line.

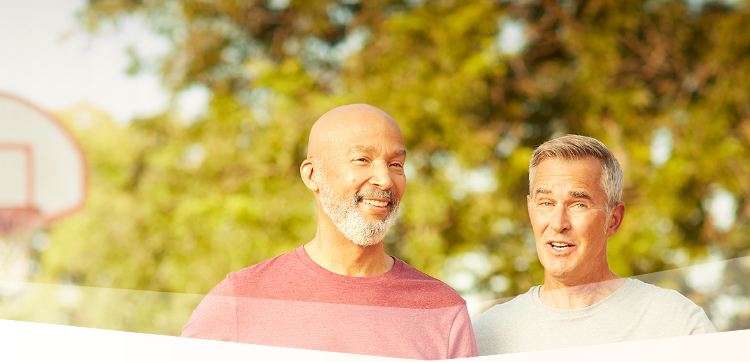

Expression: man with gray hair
xmin=472 ymin=134 xmax=715 ymax=355
xmin=182 ymin=104 xmax=477 ymax=359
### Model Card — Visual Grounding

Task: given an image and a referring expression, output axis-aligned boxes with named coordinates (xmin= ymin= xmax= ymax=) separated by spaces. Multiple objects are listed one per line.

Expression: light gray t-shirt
xmin=472 ymin=279 xmax=717 ymax=355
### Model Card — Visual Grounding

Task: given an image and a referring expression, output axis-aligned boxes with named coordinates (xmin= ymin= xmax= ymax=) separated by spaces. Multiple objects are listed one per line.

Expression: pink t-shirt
xmin=182 ymin=246 xmax=478 ymax=359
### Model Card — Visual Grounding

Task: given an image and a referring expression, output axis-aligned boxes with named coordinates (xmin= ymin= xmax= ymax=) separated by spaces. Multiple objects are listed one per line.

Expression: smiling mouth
xmin=549 ymin=242 xmax=574 ymax=251
xmin=362 ymin=199 xmax=389 ymax=207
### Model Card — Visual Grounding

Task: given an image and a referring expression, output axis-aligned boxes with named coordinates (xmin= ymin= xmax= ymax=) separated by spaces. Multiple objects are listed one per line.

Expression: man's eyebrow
xmin=534 ymin=188 xmax=551 ymax=195
xmin=570 ymin=191 xmax=591 ymax=199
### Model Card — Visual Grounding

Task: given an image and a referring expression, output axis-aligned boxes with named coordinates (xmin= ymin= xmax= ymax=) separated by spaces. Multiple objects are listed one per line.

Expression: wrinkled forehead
xmin=537 ymin=155 xmax=603 ymax=171
xmin=531 ymin=157 xmax=604 ymax=190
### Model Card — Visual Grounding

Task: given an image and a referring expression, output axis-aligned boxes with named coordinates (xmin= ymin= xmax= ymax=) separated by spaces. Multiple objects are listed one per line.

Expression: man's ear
xmin=605 ymin=202 xmax=626 ymax=238
xmin=300 ymin=158 xmax=319 ymax=191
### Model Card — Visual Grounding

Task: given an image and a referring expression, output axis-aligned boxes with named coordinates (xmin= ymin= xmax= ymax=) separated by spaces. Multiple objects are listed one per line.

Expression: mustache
xmin=354 ymin=189 xmax=398 ymax=204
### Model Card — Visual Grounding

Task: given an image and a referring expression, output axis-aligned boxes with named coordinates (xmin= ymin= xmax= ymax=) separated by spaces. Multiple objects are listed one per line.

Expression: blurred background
xmin=1 ymin=0 xmax=749 ymax=336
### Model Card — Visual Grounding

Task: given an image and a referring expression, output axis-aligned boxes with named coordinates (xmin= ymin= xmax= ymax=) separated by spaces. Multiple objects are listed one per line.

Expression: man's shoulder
xmin=472 ymin=287 xmax=538 ymax=356
xmin=623 ymin=279 xmax=714 ymax=319
xmin=390 ymin=259 xmax=467 ymax=308
xmin=208 ymin=248 xmax=303 ymax=297
xmin=624 ymin=279 xmax=700 ymax=308
xmin=472 ymin=287 xmax=536 ymax=327
xmin=230 ymin=248 xmax=299 ymax=279
xmin=615 ymin=279 xmax=717 ymax=334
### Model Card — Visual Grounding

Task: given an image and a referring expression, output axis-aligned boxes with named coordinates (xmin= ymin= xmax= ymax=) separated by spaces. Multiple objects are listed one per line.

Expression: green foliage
xmin=28 ymin=0 xmax=750 ymax=333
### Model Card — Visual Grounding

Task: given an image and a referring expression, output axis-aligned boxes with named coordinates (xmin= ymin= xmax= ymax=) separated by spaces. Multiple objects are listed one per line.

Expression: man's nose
xmin=549 ymin=205 xmax=571 ymax=233
xmin=369 ymin=161 xmax=394 ymax=191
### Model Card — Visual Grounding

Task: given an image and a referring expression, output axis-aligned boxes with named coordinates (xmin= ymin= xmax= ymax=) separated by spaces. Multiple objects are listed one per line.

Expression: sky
xmin=0 ymin=0 xmax=528 ymax=126
xmin=0 ymin=0 xmax=197 ymax=125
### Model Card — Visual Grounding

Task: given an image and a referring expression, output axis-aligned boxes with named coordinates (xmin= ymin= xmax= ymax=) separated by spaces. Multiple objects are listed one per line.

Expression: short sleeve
xmin=181 ymin=275 xmax=238 ymax=342
xmin=686 ymin=304 xmax=718 ymax=335
xmin=448 ymin=306 xmax=479 ymax=358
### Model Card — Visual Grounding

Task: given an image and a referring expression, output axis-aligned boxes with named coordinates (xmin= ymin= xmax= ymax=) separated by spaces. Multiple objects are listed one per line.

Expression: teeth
xmin=551 ymin=242 xmax=572 ymax=250
xmin=363 ymin=199 xmax=388 ymax=207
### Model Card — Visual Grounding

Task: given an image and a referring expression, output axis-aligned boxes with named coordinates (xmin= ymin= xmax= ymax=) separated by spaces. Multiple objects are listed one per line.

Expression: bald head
xmin=307 ymin=104 xmax=403 ymax=160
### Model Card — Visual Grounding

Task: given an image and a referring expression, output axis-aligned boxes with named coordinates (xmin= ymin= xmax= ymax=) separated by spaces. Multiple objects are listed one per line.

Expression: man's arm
xmin=686 ymin=304 xmax=718 ymax=334
xmin=448 ymin=306 xmax=479 ymax=358
xmin=181 ymin=275 xmax=238 ymax=342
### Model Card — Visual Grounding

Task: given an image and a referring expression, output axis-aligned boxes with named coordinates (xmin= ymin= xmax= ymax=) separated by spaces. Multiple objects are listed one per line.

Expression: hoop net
xmin=0 ymin=208 xmax=42 ymax=297
xmin=0 ymin=207 xmax=42 ymax=237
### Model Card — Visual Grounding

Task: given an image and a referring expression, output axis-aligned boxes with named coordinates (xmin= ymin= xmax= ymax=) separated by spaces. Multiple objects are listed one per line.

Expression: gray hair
xmin=529 ymin=134 xmax=623 ymax=215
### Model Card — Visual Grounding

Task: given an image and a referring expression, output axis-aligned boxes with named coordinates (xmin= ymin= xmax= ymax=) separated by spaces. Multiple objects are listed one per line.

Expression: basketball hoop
xmin=0 ymin=92 xmax=87 ymax=297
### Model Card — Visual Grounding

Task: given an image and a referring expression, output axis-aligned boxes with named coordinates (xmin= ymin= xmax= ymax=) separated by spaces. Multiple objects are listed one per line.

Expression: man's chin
xmin=346 ymin=231 xmax=386 ymax=247
xmin=349 ymin=222 xmax=394 ymax=247
xmin=362 ymin=215 xmax=390 ymax=223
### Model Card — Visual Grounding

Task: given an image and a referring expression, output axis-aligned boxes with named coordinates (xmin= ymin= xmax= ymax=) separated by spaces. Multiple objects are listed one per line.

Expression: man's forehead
xmin=535 ymin=157 xmax=602 ymax=176
xmin=532 ymin=157 xmax=603 ymax=194
xmin=321 ymin=127 xmax=404 ymax=158
xmin=538 ymin=155 xmax=601 ymax=167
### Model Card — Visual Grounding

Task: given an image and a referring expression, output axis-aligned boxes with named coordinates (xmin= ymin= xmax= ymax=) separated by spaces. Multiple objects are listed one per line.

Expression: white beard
xmin=318 ymin=176 xmax=400 ymax=247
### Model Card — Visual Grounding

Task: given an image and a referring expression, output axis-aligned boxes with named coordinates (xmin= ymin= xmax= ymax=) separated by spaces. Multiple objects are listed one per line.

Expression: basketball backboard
xmin=0 ymin=92 xmax=87 ymax=236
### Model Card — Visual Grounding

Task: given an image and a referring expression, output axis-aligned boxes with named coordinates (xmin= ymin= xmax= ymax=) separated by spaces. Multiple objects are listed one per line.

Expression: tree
xmin=31 ymin=0 xmax=750 ymax=333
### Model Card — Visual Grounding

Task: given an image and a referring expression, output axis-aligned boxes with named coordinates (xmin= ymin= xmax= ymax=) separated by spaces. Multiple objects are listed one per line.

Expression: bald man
xmin=182 ymin=104 xmax=478 ymax=359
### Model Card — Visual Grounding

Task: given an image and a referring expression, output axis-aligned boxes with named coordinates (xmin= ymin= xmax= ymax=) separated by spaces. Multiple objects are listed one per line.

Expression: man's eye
xmin=539 ymin=201 xmax=553 ymax=207
xmin=390 ymin=163 xmax=404 ymax=168
xmin=353 ymin=158 xmax=369 ymax=163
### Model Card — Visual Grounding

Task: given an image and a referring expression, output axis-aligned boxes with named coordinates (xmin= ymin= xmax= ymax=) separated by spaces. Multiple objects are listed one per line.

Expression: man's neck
xmin=539 ymin=271 xmax=624 ymax=309
xmin=304 ymin=229 xmax=394 ymax=277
